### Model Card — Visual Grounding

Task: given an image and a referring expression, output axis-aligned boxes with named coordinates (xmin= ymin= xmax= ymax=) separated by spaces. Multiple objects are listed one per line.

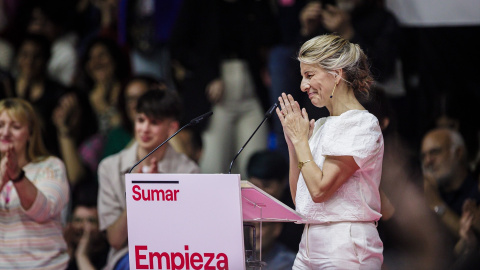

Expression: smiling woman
xmin=0 ymin=98 xmax=70 ymax=270
xmin=276 ymin=34 xmax=384 ymax=269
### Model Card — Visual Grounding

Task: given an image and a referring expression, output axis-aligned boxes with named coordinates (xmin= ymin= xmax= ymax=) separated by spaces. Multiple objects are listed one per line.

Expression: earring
xmin=330 ymin=81 xmax=339 ymax=98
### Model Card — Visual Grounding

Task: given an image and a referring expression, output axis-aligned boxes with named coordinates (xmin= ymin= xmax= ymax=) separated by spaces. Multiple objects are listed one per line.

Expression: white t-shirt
xmin=296 ymin=110 xmax=384 ymax=223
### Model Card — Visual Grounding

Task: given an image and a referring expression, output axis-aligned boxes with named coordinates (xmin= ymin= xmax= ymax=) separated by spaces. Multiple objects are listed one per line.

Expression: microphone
xmin=128 ymin=111 xmax=213 ymax=173
xmin=190 ymin=111 xmax=213 ymax=125
xmin=228 ymin=103 xmax=278 ymax=174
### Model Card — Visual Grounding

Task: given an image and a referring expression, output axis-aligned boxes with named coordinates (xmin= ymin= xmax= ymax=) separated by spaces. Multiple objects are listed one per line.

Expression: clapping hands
xmin=276 ymin=93 xmax=315 ymax=146
xmin=1 ymin=145 xmax=19 ymax=190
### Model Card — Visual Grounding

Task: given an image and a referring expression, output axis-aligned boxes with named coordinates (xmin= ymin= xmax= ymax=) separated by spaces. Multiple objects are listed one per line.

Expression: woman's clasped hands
xmin=276 ymin=93 xmax=315 ymax=145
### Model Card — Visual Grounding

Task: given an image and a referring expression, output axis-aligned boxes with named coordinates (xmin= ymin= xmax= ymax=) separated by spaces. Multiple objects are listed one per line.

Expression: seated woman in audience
xmin=0 ymin=98 xmax=69 ymax=269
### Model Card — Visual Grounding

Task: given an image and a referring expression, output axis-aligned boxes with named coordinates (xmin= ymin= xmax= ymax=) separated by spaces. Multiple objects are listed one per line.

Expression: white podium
xmin=125 ymin=174 xmax=304 ymax=270
xmin=125 ymin=173 xmax=245 ymax=270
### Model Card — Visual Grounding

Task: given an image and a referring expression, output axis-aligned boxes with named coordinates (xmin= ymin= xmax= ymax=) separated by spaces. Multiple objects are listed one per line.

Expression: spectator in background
xmin=103 ymin=74 xmax=163 ymax=158
xmin=267 ymin=0 xmax=320 ymax=160
xmin=117 ymin=0 xmax=182 ymax=89
xmin=76 ymin=36 xmax=130 ymax=136
xmin=62 ymin=36 xmax=130 ymax=182
xmin=25 ymin=0 xmax=79 ymax=87
xmin=246 ymin=150 xmax=297 ymax=269
xmin=1 ymin=33 xmax=67 ymax=157
xmin=64 ymin=181 xmax=109 ymax=270
xmin=421 ymin=128 xmax=480 ymax=237
xmin=421 ymin=128 xmax=480 ymax=268
xmin=171 ymin=0 xmax=278 ymax=176
xmin=0 ymin=0 xmax=28 ymax=71
xmin=0 ymin=98 xmax=69 ymax=269
xmin=98 ymin=90 xmax=199 ymax=270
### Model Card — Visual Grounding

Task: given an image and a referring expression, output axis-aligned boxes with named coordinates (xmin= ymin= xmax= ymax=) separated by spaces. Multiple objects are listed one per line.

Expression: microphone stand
xmin=228 ymin=103 xmax=278 ymax=174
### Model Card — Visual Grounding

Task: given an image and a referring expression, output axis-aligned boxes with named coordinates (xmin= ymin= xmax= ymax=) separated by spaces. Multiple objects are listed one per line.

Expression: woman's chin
xmin=310 ymin=99 xmax=325 ymax=108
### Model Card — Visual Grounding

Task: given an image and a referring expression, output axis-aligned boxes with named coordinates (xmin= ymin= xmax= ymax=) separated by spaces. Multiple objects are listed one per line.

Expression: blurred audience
xmin=421 ymin=128 xmax=480 ymax=268
xmin=103 ymin=74 xmax=164 ymax=158
xmin=0 ymin=98 xmax=69 ymax=269
xmin=65 ymin=36 xmax=130 ymax=181
xmin=76 ymin=36 xmax=130 ymax=136
xmin=0 ymin=1 xmax=478 ymax=268
xmin=98 ymin=90 xmax=200 ymax=270
xmin=171 ymin=0 xmax=278 ymax=176
xmin=117 ymin=0 xmax=181 ymax=89
xmin=1 ymin=33 xmax=67 ymax=157
xmin=64 ymin=180 xmax=109 ymax=270
xmin=24 ymin=0 xmax=79 ymax=87
xmin=421 ymin=128 xmax=480 ymax=237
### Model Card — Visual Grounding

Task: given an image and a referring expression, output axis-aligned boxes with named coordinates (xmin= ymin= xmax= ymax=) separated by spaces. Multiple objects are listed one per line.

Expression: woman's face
xmin=17 ymin=41 xmax=46 ymax=80
xmin=0 ymin=111 xmax=30 ymax=155
xmin=86 ymin=43 xmax=115 ymax=84
xmin=125 ymin=81 xmax=149 ymax=122
xmin=27 ymin=8 xmax=56 ymax=40
xmin=300 ymin=62 xmax=336 ymax=108
xmin=134 ymin=113 xmax=174 ymax=152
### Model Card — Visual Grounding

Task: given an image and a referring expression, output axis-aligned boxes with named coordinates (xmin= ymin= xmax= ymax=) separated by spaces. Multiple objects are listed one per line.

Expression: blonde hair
xmin=298 ymin=34 xmax=373 ymax=98
xmin=0 ymin=98 xmax=49 ymax=162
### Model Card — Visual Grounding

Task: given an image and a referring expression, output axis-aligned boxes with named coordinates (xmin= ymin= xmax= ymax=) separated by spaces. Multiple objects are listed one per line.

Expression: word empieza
xmin=135 ymin=245 xmax=229 ymax=270
xmin=132 ymin=185 xmax=179 ymax=201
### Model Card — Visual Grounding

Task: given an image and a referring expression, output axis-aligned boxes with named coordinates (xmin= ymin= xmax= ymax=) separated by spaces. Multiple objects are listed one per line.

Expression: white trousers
xmin=293 ymin=222 xmax=383 ymax=270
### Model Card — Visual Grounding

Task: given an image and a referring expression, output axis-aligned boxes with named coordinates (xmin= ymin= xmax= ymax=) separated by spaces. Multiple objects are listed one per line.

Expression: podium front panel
xmin=126 ymin=173 xmax=245 ymax=270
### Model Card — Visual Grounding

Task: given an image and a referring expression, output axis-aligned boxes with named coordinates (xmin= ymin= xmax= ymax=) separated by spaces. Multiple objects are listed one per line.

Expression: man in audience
xmin=421 ymin=128 xmax=480 ymax=267
xmin=64 ymin=181 xmax=109 ymax=270
xmin=98 ymin=90 xmax=200 ymax=270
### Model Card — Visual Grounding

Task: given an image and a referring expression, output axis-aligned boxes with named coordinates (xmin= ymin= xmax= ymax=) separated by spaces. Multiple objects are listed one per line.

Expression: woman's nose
xmin=300 ymin=80 xmax=310 ymax=92
xmin=0 ymin=125 xmax=10 ymax=135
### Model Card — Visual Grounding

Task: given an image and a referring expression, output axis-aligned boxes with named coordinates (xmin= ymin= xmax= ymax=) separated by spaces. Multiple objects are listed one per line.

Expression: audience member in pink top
xmin=0 ymin=98 xmax=69 ymax=270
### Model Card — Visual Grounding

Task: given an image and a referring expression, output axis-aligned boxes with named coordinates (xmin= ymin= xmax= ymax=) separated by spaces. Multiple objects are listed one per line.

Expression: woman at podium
xmin=276 ymin=34 xmax=383 ymax=269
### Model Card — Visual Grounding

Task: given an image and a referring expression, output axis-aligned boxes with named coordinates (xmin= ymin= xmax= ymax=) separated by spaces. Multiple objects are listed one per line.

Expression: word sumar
xmin=135 ymin=245 xmax=229 ymax=270
xmin=132 ymin=185 xmax=179 ymax=201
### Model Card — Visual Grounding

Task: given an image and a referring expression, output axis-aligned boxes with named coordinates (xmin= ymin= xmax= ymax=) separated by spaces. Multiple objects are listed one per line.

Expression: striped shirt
xmin=0 ymin=156 xmax=70 ymax=269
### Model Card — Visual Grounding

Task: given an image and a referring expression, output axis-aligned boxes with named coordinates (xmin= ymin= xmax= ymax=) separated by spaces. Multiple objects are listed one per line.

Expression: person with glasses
xmin=421 ymin=128 xmax=480 ymax=267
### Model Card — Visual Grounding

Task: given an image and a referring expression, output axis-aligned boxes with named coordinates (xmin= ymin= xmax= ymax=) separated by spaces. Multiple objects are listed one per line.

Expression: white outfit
xmin=293 ymin=110 xmax=384 ymax=269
